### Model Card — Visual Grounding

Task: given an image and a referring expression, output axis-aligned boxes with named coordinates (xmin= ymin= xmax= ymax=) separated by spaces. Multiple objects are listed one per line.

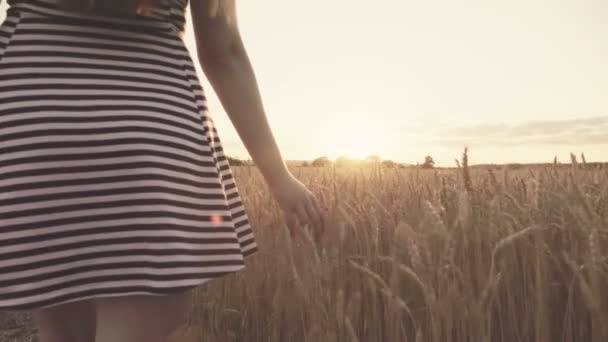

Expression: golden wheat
xmin=2 ymin=156 xmax=607 ymax=342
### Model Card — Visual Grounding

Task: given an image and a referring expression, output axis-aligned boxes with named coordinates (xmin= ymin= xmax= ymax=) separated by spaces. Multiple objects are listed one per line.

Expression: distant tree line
xmin=307 ymin=155 xmax=435 ymax=169
xmin=226 ymin=156 xmax=254 ymax=166
xmin=227 ymin=154 xmax=438 ymax=169
xmin=227 ymin=152 xmax=607 ymax=170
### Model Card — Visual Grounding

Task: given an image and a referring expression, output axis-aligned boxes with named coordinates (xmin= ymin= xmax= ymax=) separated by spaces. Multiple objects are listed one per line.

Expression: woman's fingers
xmin=305 ymin=199 xmax=324 ymax=242
xmin=295 ymin=204 xmax=309 ymax=227
xmin=285 ymin=192 xmax=326 ymax=243
xmin=310 ymin=194 xmax=324 ymax=223
xmin=285 ymin=211 xmax=297 ymax=239
xmin=305 ymin=197 xmax=321 ymax=229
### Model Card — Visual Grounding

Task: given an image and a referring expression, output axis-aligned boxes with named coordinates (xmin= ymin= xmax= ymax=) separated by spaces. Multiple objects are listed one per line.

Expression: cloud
xmin=435 ymin=115 xmax=608 ymax=146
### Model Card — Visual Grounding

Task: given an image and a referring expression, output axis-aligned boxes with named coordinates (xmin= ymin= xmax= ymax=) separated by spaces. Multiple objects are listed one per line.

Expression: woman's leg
xmin=94 ymin=290 xmax=193 ymax=342
xmin=31 ymin=298 xmax=97 ymax=342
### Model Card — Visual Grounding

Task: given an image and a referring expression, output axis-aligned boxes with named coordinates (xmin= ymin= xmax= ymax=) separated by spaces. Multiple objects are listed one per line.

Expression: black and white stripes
xmin=0 ymin=0 xmax=258 ymax=310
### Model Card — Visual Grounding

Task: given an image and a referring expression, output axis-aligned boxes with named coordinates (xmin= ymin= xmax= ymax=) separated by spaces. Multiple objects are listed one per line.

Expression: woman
xmin=0 ymin=0 xmax=324 ymax=341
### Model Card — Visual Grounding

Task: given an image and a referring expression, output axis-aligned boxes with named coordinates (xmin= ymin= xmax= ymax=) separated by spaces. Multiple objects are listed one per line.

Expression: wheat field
xmin=1 ymin=151 xmax=607 ymax=342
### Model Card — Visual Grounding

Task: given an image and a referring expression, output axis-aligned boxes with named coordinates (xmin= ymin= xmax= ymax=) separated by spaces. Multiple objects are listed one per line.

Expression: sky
xmin=2 ymin=0 xmax=607 ymax=166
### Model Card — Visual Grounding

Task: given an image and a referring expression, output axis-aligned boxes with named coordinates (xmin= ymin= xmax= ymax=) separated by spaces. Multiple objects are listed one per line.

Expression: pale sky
xmin=2 ymin=0 xmax=607 ymax=166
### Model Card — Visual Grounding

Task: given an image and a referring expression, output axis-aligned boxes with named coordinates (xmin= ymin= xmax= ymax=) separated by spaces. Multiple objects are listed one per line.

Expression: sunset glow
xmin=3 ymin=1 xmax=605 ymax=166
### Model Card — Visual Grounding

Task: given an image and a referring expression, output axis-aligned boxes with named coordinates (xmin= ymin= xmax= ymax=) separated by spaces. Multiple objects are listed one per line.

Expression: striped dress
xmin=0 ymin=0 xmax=258 ymax=311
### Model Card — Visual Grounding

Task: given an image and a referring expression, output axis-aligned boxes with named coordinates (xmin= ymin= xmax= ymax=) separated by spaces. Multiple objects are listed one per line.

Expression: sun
xmin=323 ymin=122 xmax=384 ymax=161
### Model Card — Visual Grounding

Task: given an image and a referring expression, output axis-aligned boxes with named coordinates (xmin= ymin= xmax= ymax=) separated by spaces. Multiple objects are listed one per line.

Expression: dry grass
xmin=2 ymin=151 xmax=607 ymax=342
xmin=192 ymin=152 xmax=607 ymax=342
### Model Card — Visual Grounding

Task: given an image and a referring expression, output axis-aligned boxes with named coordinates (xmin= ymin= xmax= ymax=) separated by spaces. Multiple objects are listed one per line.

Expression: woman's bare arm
xmin=190 ymin=0 xmax=290 ymax=188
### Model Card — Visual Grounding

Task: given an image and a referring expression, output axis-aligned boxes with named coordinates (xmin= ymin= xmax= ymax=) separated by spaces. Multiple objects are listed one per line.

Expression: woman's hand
xmin=268 ymin=173 xmax=325 ymax=243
